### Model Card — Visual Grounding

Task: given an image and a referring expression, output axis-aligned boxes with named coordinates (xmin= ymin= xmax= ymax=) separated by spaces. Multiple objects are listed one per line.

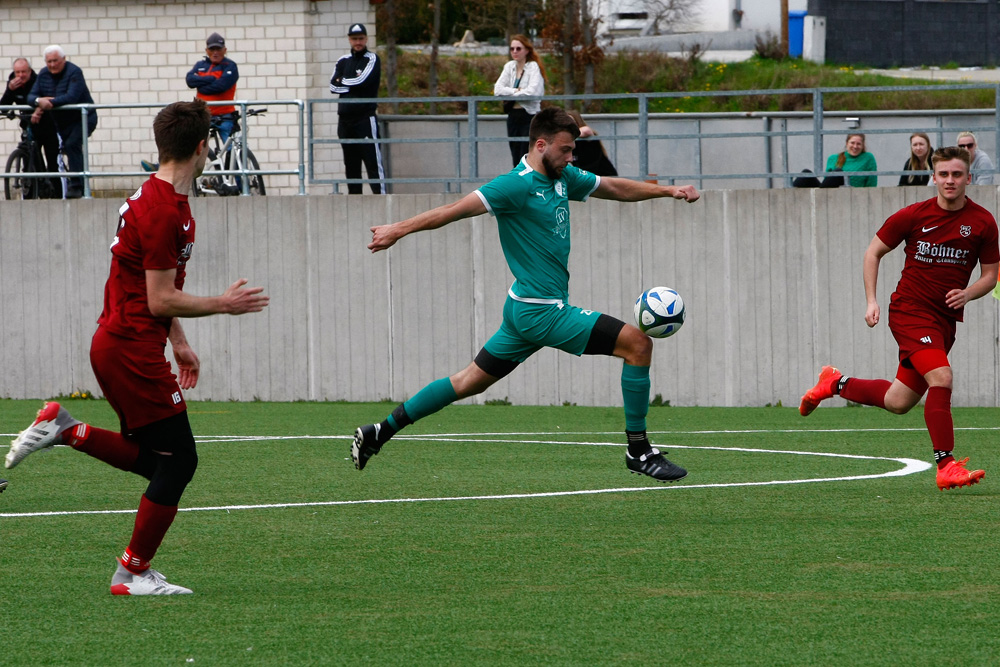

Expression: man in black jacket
xmin=2 ymin=57 xmax=60 ymax=192
xmin=28 ymin=46 xmax=98 ymax=198
xmin=330 ymin=23 xmax=384 ymax=194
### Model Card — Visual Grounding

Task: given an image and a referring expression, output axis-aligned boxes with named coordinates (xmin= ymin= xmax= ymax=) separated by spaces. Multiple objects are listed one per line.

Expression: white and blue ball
xmin=633 ymin=286 xmax=685 ymax=338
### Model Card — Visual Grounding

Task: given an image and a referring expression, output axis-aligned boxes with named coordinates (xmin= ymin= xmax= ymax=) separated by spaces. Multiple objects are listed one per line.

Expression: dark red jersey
xmin=97 ymin=175 xmax=195 ymax=341
xmin=877 ymin=196 xmax=999 ymax=322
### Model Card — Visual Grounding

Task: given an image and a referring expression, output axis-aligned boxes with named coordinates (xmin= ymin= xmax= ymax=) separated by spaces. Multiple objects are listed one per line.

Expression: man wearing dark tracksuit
xmin=330 ymin=23 xmax=384 ymax=195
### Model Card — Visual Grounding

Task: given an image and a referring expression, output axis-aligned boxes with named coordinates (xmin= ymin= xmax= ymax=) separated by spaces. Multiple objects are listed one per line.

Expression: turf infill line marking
xmin=0 ymin=443 xmax=931 ymax=518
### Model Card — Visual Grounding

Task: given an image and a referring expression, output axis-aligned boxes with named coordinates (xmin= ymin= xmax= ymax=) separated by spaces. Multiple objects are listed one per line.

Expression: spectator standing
xmin=141 ymin=33 xmax=239 ymax=173
xmin=566 ymin=109 xmax=618 ymax=176
xmin=898 ymin=132 xmax=933 ymax=186
xmin=2 ymin=57 xmax=60 ymax=194
xmin=957 ymin=132 xmax=994 ymax=185
xmin=28 ymin=45 xmax=98 ymax=199
xmin=494 ymin=34 xmax=546 ymax=168
xmin=330 ymin=23 xmax=384 ymax=195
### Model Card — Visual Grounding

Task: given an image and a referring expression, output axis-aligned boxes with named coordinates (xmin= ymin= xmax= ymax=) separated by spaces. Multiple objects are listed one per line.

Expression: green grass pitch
xmin=1 ymin=399 xmax=998 ymax=665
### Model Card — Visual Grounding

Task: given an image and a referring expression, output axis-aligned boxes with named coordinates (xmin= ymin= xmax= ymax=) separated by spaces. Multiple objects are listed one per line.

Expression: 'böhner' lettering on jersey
xmin=877 ymin=196 xmax=1000 ymax=321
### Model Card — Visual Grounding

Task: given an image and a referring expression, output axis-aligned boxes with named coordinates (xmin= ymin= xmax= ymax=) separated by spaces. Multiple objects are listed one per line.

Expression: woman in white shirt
xmin=494 ymin=34 xmax=547 ymax=167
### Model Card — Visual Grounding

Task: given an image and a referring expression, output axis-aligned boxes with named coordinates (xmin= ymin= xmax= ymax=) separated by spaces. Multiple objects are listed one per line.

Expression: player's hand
xmin=944 ymin=288 xmax=971 ymax=310
xmin=369 ymin=224 xmax=401 ymax=253
xmin=224 ymin=278 xmax=269 ymax=314
xmin=173 ymin=344 xmax=201 ymax=390
xmin=865 ymin=302 xmax=880 ymax=328
xmin=672 ymin=185 xmax=700 ymax=202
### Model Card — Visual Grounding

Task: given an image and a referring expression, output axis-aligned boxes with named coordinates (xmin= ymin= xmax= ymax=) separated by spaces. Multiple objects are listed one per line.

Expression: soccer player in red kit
xmin=799 ymin=145 xmax=999 ymax=491
xmin=5 ymin=99 xmax=269 ymax=594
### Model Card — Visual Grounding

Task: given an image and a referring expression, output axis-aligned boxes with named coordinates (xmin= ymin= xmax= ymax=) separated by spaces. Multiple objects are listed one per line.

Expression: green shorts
xmin=483 ymin=295 xmax=606 ymax=363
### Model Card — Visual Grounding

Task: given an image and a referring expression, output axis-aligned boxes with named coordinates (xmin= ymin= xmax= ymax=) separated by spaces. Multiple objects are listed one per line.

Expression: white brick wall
xmin=0 ymin=0 xmax=375 ymax=196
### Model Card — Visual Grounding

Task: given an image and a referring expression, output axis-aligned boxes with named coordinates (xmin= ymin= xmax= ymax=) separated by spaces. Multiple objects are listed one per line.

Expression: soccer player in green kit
xmin=353 ymin=108 xmax=699 ymax=481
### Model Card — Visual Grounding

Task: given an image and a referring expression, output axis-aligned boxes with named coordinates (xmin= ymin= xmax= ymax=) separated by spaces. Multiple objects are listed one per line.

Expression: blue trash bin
xmin=788 ymin=10 xmax=807 ymax=57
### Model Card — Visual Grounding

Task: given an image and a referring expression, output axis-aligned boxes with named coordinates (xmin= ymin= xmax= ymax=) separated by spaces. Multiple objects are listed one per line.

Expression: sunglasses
xmin=959 ymin=143 xmax=975 ymax=149
xmin=510 ymin=46 xmax=524 ymax=52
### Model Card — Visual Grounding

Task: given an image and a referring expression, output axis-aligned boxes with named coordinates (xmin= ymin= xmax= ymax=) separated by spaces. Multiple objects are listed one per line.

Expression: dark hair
xmin=932 ymin=145 xmax=972 ymax=170
xmin=153 ymin=99 xmax=211 ymax=164
xmin=510 ymin=34 xmax=547 ymax=82
xmin=834 ymin=133 xmax=866 ymax=170
xmin=904 ymin=132 xmax=933 ymax=182
xmin=528 ymin=107 xmax=581 ymax=144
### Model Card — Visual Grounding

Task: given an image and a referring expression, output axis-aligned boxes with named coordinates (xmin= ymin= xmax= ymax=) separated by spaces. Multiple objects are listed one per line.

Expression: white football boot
xmin=110 ymin=562 xmax=193 ymax=596
xmin=6 ymin=402 xmax=81 ymax=469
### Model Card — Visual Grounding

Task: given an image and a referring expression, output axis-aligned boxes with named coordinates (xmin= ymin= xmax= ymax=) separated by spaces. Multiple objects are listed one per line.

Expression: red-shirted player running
xmin=800 ymin=145 xmax=999 ymax=491
xmin=5 ymin=99 xmax=269 ymax=594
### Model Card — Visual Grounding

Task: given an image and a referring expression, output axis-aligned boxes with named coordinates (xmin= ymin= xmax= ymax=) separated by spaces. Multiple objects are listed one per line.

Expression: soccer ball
xmin=633 ymin=287 xmax=685 ymax=338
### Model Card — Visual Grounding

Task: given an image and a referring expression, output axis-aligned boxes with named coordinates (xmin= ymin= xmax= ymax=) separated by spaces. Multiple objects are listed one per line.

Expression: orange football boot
xmin=936 ymin=457 xmax=985 ymax=491
xmin=799 ymin=366 xmax=842 ymax=416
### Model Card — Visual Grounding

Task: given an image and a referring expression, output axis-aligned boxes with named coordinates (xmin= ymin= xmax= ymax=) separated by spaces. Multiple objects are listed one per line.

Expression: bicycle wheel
xmin=193 ymin=150 xmax=224 ymax=196
xmin=226 ymin=147 xmax=266 ymax=195
xmin=4 ymin=148 xmax=35 ymax=200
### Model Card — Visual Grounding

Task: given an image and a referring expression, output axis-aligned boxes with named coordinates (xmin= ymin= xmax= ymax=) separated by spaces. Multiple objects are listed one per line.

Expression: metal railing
xmin=4 ymin=84 xmax=999 ymax=197
xmin=309 ymin=83 xmax=1000 ymax=191
xmin=1 ymin=99 xmax=306 ymax=197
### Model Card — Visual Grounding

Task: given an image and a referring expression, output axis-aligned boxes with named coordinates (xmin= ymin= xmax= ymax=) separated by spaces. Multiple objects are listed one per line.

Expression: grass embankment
xmin=386 ymin=50 xmax=997 ymax=115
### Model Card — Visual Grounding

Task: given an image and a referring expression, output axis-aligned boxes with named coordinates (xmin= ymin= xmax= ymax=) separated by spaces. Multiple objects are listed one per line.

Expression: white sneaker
xmin=110 ymin=562 xmax=193 ymax=596
xmin=5 ymin=402 xmax=81 ymax=469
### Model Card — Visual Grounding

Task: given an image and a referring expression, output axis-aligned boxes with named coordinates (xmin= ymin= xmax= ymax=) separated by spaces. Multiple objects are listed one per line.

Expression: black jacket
xmin=330 ymin=48 xmax=380 ymax=117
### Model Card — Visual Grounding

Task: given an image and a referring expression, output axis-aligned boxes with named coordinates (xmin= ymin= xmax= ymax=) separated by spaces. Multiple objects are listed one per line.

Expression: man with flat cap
xmin=142 ymin=33 xmax=240 ymax=172
xmin=330 ymin=23 xmax=384 ymax=194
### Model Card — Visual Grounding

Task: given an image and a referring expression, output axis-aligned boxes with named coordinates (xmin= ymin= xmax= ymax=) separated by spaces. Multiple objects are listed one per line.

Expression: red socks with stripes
xmin=924 ymin=386 xmax=955 ymax=469
xmin=64 ymin=424 xmax=139 ymax=472
xmin=120 ymin=495 xmax=179 ymax=574
xmin=837 ymin=378 xmax=891 ymax=409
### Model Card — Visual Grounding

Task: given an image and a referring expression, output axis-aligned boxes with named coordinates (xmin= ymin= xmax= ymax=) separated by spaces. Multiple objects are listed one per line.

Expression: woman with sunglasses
xmin=494 ymin=34 xmax=547 ymax=167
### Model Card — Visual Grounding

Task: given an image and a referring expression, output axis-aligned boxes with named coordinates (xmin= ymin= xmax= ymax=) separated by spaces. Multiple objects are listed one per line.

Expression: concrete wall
xmin=0 ymin=0 xmax=373 ymax=196
xmin=2 ymin=188 xmax=999 ymax=407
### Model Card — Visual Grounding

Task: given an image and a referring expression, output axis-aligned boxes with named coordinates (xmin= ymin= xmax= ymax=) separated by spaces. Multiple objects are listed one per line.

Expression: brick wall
xmin=808 ymin=0 xmax=1000 ymax=68
xmin=0 ymin=0 xmax=374 ymax=196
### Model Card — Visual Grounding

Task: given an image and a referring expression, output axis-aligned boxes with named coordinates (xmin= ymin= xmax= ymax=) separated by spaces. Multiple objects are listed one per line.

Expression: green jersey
xmin=475 ymin=159 xmax=600 ymax=300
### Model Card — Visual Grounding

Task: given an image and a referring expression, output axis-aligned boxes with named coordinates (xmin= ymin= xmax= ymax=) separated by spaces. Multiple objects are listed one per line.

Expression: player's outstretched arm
xmin=945 ymin=261 xmax=1000 ymax=310
xmin=369 ymin=192 xmax=488 ymax=253
xmin=863 ymin=236 xmax=892 ymax=327
xmin=591 ymin=177 xmax=700 ymax=203
xmin=147 ymin=269 xmax=270 ymax=318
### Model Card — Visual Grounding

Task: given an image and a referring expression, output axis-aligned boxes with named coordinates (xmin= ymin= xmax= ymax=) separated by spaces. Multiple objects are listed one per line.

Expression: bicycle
xmin=193 ymin=108 xmax=266 ymax=196
xmin=4 ymin=113 xmax=60 ymax=200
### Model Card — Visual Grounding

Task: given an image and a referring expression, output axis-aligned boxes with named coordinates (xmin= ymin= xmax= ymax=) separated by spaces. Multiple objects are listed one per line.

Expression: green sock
xmin=621 ymin=363 xmax=650 ymax=432
xmin=402 ymin=377 xmax=459 ymax=422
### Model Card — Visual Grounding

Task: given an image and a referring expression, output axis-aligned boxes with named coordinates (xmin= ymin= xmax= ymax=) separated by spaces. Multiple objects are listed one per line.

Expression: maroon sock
xmin=838 ymin=378 xmax=891 ymax=409
xmin=65 ymin=424 xmax=139 ymax=472
xmin=924 ymin=386 xmax=954 ymax=466
xmin=123 ymin=494 xmax=178 ymax=570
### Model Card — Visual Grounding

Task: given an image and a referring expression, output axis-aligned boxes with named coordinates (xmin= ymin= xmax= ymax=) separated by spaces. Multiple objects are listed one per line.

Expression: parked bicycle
xmin=194 ymin=108 xmax=266 ymax=196
xmin=4 ymin=113 xmax=61 ymax=200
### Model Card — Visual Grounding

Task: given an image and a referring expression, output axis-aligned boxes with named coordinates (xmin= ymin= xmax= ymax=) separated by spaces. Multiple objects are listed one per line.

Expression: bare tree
xmin=641 ymin=0 xmax=700 ymax=36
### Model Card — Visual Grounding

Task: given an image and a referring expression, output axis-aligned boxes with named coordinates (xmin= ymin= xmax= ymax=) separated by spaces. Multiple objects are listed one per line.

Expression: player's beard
xmin=541 ymin=152 xmax=566 ymax=180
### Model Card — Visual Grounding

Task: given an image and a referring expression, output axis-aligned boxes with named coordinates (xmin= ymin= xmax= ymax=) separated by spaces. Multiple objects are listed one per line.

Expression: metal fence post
xmin=469 ymin=98 xmax=479 ymax=181
xmin=813 ymin=89 xmax=824 ymax=176
xmin=639 ymin=94 xmax=649 ymax=180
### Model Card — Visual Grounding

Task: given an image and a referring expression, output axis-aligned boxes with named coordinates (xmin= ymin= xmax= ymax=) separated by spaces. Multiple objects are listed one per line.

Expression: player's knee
xmin=925 ymin=366 xmax=953 ymax=389
xmin=884 ymin=401 xmax=913 ymax=415
xmin=146 ymin=449 xmax=198 ymax=506
xmin=619 ymin=325 xmax=653 ymax=365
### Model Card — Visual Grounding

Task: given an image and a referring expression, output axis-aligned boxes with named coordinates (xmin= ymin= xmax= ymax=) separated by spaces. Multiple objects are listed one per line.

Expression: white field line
xmin=0 ymin=432 xmax=932 ymax=519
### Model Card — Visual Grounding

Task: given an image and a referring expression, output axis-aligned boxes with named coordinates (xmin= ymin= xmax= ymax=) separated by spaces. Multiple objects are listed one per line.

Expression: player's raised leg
xmin=798 ymin=366 xmax=843 ymax=416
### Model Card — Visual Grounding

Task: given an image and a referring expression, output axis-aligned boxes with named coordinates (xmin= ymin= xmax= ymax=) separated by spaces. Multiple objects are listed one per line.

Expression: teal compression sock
xmin=402 ymin=377 xmax=459 ymax=422
xmin=621 ymin=363 xmax=651 ymax=432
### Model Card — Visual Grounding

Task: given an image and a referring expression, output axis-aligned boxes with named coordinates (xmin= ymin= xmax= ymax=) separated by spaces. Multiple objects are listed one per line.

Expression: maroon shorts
xmin=90 ymin=326 xmax=186 ymax=432
xmin=887 ymin=301 xmax=956 ymax=362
